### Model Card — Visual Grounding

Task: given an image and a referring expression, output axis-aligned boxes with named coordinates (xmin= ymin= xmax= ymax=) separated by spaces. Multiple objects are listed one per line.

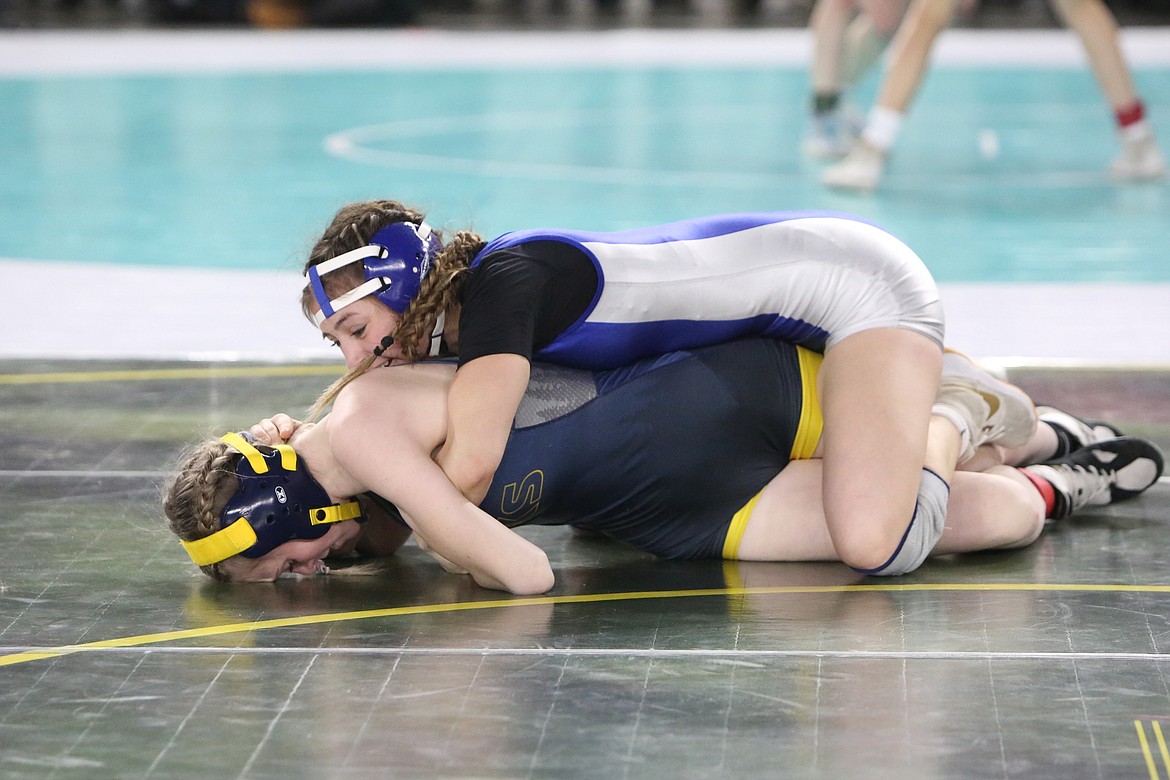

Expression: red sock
xmin=1021 ymin=468 xmax=1057 ymax=518
xmin=1116 ymin=100 xmax=1146 ymax=129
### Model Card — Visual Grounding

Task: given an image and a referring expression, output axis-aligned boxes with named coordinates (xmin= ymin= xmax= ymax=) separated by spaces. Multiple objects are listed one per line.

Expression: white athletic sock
xmin=1120 ymin=119 xmax=1154 ymax=143
xmin=931 ymin=403 xmax=972 ymax=460
xmin=861 ymin=105 xmax=903 ymax=152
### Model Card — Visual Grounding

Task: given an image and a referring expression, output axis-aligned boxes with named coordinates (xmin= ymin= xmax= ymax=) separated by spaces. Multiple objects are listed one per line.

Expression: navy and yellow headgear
xmin=180 ymin=432 xmax=364 ymax=567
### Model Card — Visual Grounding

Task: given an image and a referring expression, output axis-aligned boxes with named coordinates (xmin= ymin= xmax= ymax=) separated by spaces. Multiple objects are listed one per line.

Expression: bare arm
xmin=328 ymin=369 xmax=553 ymax=595
xmin=434 ymin=353 xmax=532 ymax=505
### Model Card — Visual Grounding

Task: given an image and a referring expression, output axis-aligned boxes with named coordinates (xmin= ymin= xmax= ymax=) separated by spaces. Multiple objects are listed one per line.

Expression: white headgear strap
xmin=308 ymin=244 xmax=390 ymax=327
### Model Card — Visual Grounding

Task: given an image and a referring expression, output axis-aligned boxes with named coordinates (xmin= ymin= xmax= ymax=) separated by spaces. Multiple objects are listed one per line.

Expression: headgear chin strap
xmin=307 ymin=221 xmax=442 ymax=326
xmin=180 ymin=432 xmax=364 ymax=568
xmin=428 ymin=311 xmax=446 ymax=357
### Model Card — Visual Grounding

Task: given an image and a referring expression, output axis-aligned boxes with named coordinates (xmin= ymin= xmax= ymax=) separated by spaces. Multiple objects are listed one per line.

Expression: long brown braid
xmin=161 ymin=439 xmax=240 ymax=581
xmin=390 ymin=229 xmax=483 ymax=360
xmin=301 ymin=201 xmax=486 ymax=420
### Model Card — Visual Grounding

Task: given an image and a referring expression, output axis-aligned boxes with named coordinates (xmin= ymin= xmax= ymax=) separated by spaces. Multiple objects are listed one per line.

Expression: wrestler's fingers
xmin=248 ymin=415 xmax=295 ymax=444
xmin=247 ymin=419 xmax=278 ymax=444
xmin=270 ymin=413 xmax=303 ymax=439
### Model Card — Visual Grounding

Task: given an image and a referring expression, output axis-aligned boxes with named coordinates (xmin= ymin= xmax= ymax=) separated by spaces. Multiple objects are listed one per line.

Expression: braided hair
xmin=162 ymin=439 xmax=239 ymax=580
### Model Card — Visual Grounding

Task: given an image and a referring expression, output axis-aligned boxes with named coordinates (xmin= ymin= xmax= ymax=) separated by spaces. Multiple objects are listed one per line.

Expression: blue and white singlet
xmin=473 ymin=211 xmax=945 ymax=369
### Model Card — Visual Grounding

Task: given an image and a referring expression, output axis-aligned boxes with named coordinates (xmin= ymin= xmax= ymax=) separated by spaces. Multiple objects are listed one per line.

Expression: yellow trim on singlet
xmin=790 ymin=346 xmax=824 ymax=460
xmin=722 ymin=491 xmax=763 ymax=559
xmin=721 ymin=345 xmax=825 ymax=560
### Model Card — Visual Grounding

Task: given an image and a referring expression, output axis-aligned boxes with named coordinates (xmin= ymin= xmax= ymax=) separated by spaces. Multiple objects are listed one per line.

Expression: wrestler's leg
xmin=734 ymin=461 xmax=1044 ymax=561
xmin=965 ymin=405 xmax=1125 ymax=471
xmin=817 ymin=326 xmax=946 ymax=572
xmin=931 ymin=465 xmax=1046 ymax=554
xmin=809 ymin=0 xmax=855 ymax=101
xmin=992 ymin=406 xmax=1124 ymax=469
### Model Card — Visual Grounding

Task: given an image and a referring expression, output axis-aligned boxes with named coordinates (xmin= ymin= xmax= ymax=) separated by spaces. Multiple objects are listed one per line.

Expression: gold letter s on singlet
xmin=498 ymin=470 xmax=544 ymax=525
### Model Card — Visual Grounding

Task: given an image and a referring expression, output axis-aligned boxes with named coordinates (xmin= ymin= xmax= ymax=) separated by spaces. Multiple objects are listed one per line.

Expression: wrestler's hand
xmin=248 ymin=413 xmax=304 ymax=445
xmin=414 ymin=532 xmax=470 ymax=576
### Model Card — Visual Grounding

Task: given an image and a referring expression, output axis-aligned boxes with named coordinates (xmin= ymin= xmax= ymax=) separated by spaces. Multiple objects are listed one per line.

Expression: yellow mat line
xmin=5 ymin=582 xmax=1170 ymax=669
xmin=1156 ymin=721 xmax=1170 ymax=779
xmin=1137 ymin=720 xmax=1161 ymax=780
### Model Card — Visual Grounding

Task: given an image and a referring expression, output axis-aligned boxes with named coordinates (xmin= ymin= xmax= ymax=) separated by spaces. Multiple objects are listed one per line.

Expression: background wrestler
xmin=819 ymin=0 xmax=1165 ymax=191
xmin=301 ymin=201 xmax=1032 ymax=577
xmin=163 ymin=339 xmax=1163 ymax=593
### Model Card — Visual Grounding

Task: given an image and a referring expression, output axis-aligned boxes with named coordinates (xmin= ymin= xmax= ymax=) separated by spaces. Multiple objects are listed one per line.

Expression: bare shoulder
xmin=329 ymin=362 xmax=453 ymax=453
xmin=343 ymin=362 xmax=455 ymax=407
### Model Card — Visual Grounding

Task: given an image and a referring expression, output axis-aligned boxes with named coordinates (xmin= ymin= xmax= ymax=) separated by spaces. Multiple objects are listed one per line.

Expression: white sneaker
xmin=1037 ymin=406 xmax=1122 ymax=452
xmin=1025 ymin=436 xmax=1164 ymax=520
xmin=1110 ymin=133 xmax=1167 ymax=181
xmin=937 ymin=350 xmax=1038 ymax=462
xmin=821 ymin=141 xmax=886 ymax=192
xmin=802 ymin=108 xmax=863 ymax=160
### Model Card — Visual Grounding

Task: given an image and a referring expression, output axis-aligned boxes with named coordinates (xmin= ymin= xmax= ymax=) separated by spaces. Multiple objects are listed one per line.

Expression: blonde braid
xmin=162 ymin=440 xmax=240 ymax=580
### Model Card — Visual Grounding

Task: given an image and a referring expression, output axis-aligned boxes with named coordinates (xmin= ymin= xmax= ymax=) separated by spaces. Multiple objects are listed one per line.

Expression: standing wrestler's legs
xmin=817 ymin=327 xmax=945 ymax=572
xmin=1049 ymin=0 xmax=1165 ymax=180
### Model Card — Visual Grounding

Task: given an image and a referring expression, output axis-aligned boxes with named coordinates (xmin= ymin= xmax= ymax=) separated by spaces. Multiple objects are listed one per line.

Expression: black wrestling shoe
xmin=1026 ymin=436 xmax=1164 ymax=520
xmin=1037 ymin=406 xmax=1123 ymax=454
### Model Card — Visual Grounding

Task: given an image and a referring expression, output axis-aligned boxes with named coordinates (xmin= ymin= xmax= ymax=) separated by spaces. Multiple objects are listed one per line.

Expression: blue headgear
xmin=180 ymin=432 xmax=364 ymax=567
xmin=307 ymin=221 xmax=442 ymax=326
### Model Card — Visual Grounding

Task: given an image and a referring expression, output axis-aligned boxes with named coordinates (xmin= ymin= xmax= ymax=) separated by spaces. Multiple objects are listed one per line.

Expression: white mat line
xmin=4 ymin=645 xmax=1170 ymax=662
